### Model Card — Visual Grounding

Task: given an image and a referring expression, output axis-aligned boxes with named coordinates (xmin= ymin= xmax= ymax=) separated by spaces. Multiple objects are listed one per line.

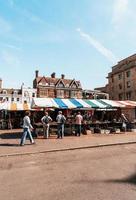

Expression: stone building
xmin=33 ymin=70 xmax=83 ymax=98
xmin=0 ymin=79 xmax=36 ymax=103
xmin=83 ymin=89 xmax=109 ymax=99
xmin=95 ymin=54 xmax=136 ymax=100
xmin=107 ymin=54 xmax=136 ymax=100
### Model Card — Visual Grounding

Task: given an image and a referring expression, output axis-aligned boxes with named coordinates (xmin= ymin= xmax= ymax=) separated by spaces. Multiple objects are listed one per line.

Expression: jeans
xmin=43 ymin=124 xmax=50 ymax=138
xmin=20 ymin=128 xmax=34 ymax=145
xmin=75 ymin=124 xmax=82 ymax=136
xmin=57 ymin=124 xmax=64 ymax=138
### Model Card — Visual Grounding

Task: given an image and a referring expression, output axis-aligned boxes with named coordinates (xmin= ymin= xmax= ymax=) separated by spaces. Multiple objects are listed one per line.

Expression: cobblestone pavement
xmin=0 ymin=129 xmax=136 ymax=156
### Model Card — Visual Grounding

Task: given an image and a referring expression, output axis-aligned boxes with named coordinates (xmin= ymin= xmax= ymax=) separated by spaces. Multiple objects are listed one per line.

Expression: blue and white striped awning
xmin=28 ymin=98 xmax=136 ymax=110
xmin=31 ymin=98 xmax=110 ymax=109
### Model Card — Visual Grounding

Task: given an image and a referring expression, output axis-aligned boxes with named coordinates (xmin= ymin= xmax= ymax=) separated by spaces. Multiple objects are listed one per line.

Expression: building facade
xmin=0 ymin=80 xmax=37 ymax=103
xmin=33 ymin=71 xmax=83 ymax=99
xmin=107 ymin=54 xmax=136 ymax=100
xmin=83 ymin=89 xmax=109 ymax=99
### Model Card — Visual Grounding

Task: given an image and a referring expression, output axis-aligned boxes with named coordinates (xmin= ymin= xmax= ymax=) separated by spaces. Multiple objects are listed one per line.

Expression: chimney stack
xmin=61 ymin=74 xmax=65 ymax=79
xmin=35 ymin=70 xmax=39 ymax=78
xmin=51 ymin=72 xmax=56 ymax=78
xmin=0 ymin=78 xmax=2 ymax=89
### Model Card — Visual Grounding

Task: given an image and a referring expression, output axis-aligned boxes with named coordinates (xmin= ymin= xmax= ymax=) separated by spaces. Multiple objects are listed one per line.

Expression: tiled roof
xmin=35 ymin=76 xmax=82 ymax=88
xmin=0 ymin=88 xmax=21 ymax=94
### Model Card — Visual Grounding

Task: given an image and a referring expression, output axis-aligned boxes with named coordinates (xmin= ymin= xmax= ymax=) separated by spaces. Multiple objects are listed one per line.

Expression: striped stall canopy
xmin=31 ymin=98 xmax=112 ymax=109
xmin=117 ymin=100 xmax=136 ymax=108
xmin=1 ymin=99 xmax=136 ymax=111
xmin=87 ymin=99 xmax=110 ymax=108
xmin=0 ymin=102 xmax=30 ymax=111
xmin=54 ymin=98 xmax=92 ymax=109
xmin=100 ymin=99 xmax=126 ymax=108
xmin=54 ymin=98 xmax=76 ymax=109
xmin=31 ymin=98 xmax=59 ymax=108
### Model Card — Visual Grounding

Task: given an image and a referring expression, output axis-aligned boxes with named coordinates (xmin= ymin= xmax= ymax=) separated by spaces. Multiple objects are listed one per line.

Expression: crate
xmin=131 ymin=129 xmax=136 ymax=132
xmin=104 ymin=130 xmax=110 ymax=134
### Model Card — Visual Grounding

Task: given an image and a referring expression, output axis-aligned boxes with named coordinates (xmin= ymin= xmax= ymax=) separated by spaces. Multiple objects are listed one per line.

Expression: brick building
xmin=33 ymin=70 xmax=83 ymax=98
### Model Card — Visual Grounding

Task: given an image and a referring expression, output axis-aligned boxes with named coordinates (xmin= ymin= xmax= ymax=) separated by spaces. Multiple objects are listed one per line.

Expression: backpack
xmin=43 ymin=116 xmax=50 ymax=124
xmin=60 ymin=116 xmax=66 ymax=124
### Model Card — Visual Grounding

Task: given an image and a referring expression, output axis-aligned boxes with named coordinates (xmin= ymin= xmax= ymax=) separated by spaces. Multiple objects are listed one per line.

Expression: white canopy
xmin=31 ymin=98 xmax=59 ymax=108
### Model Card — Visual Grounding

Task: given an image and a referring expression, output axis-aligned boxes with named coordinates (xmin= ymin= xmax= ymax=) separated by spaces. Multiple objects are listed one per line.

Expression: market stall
xmin=0 ymin=102 xmax=31 ymax=129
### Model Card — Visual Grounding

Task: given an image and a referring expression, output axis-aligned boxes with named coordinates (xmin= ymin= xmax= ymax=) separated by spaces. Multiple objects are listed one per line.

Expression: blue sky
xmin=0 ymin=0 xmax=136 ymax=89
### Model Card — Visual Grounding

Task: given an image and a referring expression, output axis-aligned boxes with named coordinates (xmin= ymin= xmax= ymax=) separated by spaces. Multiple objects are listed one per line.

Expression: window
xmin=126 ymin=71 xmax=130 ymax=78
xmin=11 ymin=98 xmax=14 ymax=101
xmin=14 ymin=90 xmax=18 ymax=95
xmin=65 ymin=90 xmax=70 ymax=98
xmin=71 ymin=83 xmax=77 ymax=88
xmin=119 ymin=84 xmax=122 ymax=90
xmin=24 ymin=91 xmax=29 ymax=97
xmin=2 ymin=90 xmax=7 ymax=94
xmin=126 ymin=92 xmax=131 ymax=100
xmin=127 ymin=81 xmax=131 ymax=88
xmin=119 ymin=93 xmax=123 ymax=100
xmin=50 ymin=82 xmax=54 ymax=86
xmin=6 ymin=97 xmax=9 ymax=101
xmin=40 ymin=89 xmax=48 ymax=97
xmin=32 ymin=93 xmax=35 ymax=97
xmin=118 ymin=74 xmax=122 ymax=80
xmin=57 ymin=90 xmax=64 ymax=98
xmin=24 ymin=100 xmax=27 ymax=103
xmin=58 ymin=83 xmax=64 ymax=88
xmin=70 ymin=91 xmax=77 ymax=98
xmin=17 ymin=98 xmax=20 ymax=101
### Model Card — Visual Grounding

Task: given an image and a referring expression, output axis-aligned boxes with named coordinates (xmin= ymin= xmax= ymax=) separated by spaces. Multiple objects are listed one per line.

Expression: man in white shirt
xmin=41 ymin=111 xmax=52 ymax=139
xmin=20 ymin=111 xmax=35 ymax=146
xmin=75 ymin=112 xmax=83 ymax=136
xmin=56 ymin=111 xmax=66 ymax=138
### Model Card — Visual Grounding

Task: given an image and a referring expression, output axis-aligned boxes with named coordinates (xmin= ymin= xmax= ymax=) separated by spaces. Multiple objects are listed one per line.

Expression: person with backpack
xmin=41 ymin=111 xmax=52 ymax=139
xmin=56 ymin=111 xmax=66 ymax=139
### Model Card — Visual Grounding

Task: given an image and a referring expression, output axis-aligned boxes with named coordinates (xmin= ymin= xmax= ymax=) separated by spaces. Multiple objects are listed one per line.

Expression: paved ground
xmin=0 ymin=129 xmax=136 ymax=156
xmin=0 ymin=143 xmax=136 ymax=200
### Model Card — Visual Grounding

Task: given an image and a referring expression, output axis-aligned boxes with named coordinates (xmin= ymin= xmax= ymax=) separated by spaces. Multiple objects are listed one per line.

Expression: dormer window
xmin=14 ymin=90 xmax=18 ymax=95
xmin=3 ymin=90 xmax=7 ymax=94
xmin=50 ymin=82 xmax=54 ymax=86
xmin=65 ymin=84 xmax=69 ymax=88
xmin=58 ymin=83 xmax=64 ymax=88
xmin=71 ymin=83 xmax=77 ymax=88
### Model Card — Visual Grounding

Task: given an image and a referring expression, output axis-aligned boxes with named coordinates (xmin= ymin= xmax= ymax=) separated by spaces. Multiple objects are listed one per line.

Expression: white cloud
xmin=112 ymin=0 xmax=128 ymax=29
xmin=77 ymin=28 xmax=117 ymax=63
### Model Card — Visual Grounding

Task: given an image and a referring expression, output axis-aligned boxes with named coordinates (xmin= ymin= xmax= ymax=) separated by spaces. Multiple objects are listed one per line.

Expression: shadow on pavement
xmin=0 ymin=132 xmax=22 ymax=139
xmin=0 ymin=143 xmax=19 ymax=147
xmin=105 ymin=172 xmax=136 ymax=185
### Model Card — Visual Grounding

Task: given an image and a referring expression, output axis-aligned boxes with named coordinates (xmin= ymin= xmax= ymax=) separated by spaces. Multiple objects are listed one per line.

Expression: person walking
xmin=75 ymin=112 xmax=83 ymax=136
xmin=20 ymin=111 xmax=35 ymax=146
xmin=41 ymin=111 xmax=52 ymax=138
xmin=56 ymin=111 xmax=66 ymax=139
